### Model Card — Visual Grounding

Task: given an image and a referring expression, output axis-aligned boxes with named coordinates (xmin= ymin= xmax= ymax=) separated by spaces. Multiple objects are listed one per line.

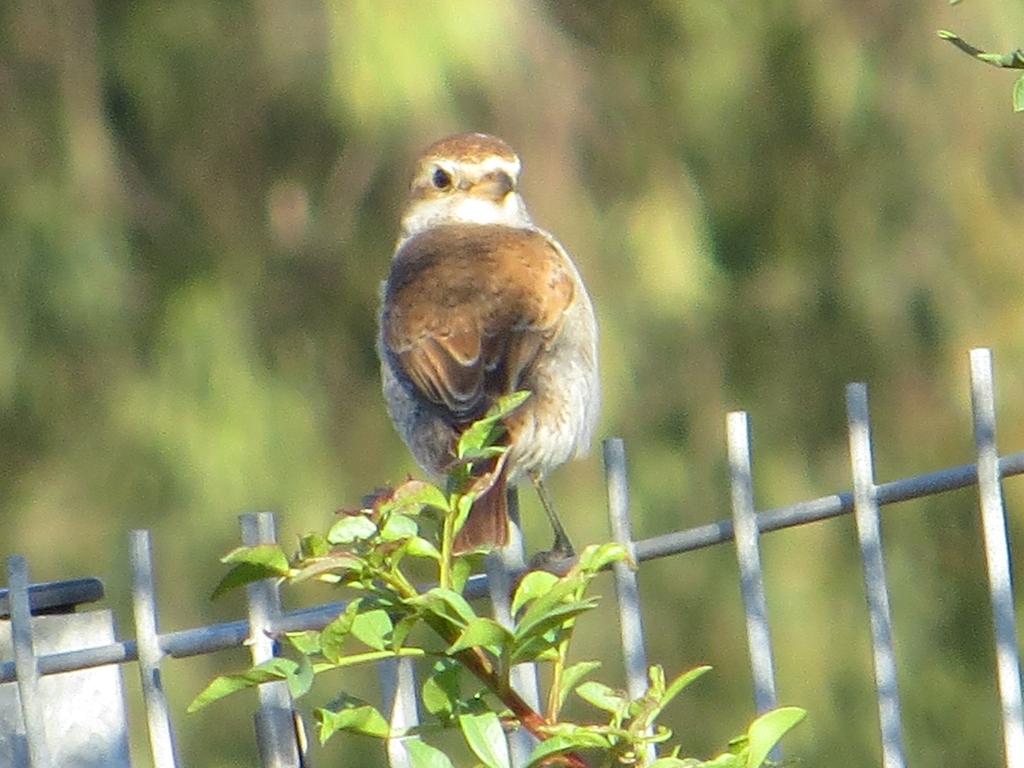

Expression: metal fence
xmin=1 ymin=346 xmax=1022 ymax=767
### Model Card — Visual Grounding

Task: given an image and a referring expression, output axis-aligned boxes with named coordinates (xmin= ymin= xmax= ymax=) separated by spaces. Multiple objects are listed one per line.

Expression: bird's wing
xmin=382 ymin=225 xmax=575 ymax=422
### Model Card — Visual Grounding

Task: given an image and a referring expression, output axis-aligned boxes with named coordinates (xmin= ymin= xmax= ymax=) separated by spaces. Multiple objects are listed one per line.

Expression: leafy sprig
xmin=189 ymin=392 xmax=805 ymax=766
xmin=938 ymin=2 xmax=1024 ymax=112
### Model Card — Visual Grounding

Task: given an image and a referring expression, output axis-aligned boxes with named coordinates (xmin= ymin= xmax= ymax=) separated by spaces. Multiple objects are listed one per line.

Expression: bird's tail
xmin=452 ymin=461 xmax=510 ymax=554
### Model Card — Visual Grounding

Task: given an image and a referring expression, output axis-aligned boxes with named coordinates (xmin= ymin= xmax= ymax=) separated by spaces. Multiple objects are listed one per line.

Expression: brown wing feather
xmin=382 ymin=224 xmax=574 ymax=423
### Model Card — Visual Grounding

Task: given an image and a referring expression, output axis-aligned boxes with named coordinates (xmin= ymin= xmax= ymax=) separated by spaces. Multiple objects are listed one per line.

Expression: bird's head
xmin=398 ymin=133 xmax=533 ymax=243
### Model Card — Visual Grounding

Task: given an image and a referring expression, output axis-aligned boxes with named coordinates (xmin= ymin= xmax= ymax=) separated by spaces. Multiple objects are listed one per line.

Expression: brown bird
xmin=378 ymin=132 xmax=599 ymax=555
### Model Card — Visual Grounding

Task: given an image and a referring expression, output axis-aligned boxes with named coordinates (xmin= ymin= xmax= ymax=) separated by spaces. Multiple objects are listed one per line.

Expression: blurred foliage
xmin=1 ymin=0 xmax=1023 ymax=765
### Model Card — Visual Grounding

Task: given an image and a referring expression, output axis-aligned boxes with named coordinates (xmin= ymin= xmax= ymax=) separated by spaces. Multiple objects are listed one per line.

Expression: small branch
xmin=423 ymin=614 xmax=589 ymax=767
xmin=938 ymin=30 xmax=1024 ymax=69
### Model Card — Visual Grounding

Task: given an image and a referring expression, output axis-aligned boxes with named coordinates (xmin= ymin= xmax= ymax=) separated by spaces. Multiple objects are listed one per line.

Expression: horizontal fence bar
xmin=0 ymin=577 xmax=483 ymax=685
xmin=0 ymin=577 xmax=104 ymax=618
xmin=3 ymin=451 xmax=1023 ymax=685
xmin=635 ymin=451 xmax=1024 ymax=562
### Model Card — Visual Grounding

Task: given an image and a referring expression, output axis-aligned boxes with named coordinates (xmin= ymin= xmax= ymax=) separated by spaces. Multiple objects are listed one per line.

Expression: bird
xmin=377 ymin=132 xmax=600 ymax=556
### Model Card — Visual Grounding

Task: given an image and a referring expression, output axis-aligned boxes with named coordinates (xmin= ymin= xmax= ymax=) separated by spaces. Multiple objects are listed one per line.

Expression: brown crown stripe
xmin=420 ymin=132 xmax=519 ymax=165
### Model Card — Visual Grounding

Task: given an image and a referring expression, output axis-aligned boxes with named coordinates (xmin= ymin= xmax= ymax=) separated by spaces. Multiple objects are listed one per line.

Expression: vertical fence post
xmin=486 ymin=489 xmax=538 ymax=767
xmin=970 ymin=348 xmax=1024 ymax=768
xmin=847 ymin=384 xmax=906 ymax=768
xmin=379 ymin=655 xmax=419 ymax=768
xmin=130 ymin=531 xmax=181 ymax=768
xmin=241 ymin=512 xmax=304 ymax=768
xmin=6 ymin=556 xmax=52 ymax=768
xmin=603 ymin=438 xmax=656 ymax=764
xmin=727 ymin=412 xmax=780 ymax=726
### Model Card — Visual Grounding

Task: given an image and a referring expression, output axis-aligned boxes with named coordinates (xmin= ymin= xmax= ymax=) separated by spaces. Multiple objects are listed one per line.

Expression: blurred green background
xmin=2 ymin=1 xmax=1023 ymax=765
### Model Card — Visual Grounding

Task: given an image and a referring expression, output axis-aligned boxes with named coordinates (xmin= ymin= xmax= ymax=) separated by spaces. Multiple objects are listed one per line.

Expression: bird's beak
xmin=463 ymin=170 xmax=514 ymax=200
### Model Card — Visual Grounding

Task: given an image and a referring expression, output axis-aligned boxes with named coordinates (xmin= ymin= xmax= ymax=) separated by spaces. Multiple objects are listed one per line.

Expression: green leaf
xmin=575 ymin=681 xmax=628 ymax=714
xmin=210 ymin=545 xmax=291 ymax=599
xmin=525 ymin=735 xmax=586 ymax=768
xmin=409 ymin=587 xmax=479 ymax=630
xmin=576 ymin=542 xmax=631 ymax=574
xmin=210 ymin=564 xmax=278 ymax=600
xmin=452 ymin=492 xmax=475 ymax=535
xmin=390 ymin=611 xmax=419 ymax=651
xmin=298 ymin=532 xmax=331 ymax=559
xmin=512 ymin=636 xmax=564 ymax=664
xmin=287 ymin=653 xmax=315 ymax=699
xmin=406 ymin=739 xmax=457 ymax=768
xmin=327 ymin=515 xmax=378 ymax=544
xmin=286 ymin=630 xmax=321 ymax=656
xmin=529 ymin=723 xmax=615 ymax=751
xmin=404 ymin=536 xmax=442 ymax=561
xmin=289 ymin=553 xmax=363 ymax=584
xmin=316 ymin=703 xmax=390 ymax=743
xmin=1014 ymin=74 xmax=1024 ymax=112
xmin=352 ymin=609 xmax=394 ymax=651
xmin=187 ymin=657 xmax=297 ymax=712
xmin=511 ymin=570 xmax=559 ymax=616
xmin=389 ymin=480 xmax=451 ymax=515
xmin=557 ymin=661 xmax=602 ymax=710
xmin=381 ymin=512 xmax=419 ymax=541
xmin=703 ymin=755 xmax=744 ymax=768
xmin=491 ymin=390 xmax=532 ymax=418
xmin=512 ymin=598 xmax=599 ymax=654
xmin=447 ymin=617 xmax=515 ymax=655
xmin=459 ymin=711 xmax=511 ymax=768
xmin=513 ymin=575 xmax=586 ymax=637
xmin=660 ymin=665 xmax=713 ymax=709
xmin=221 ymin=544 xmax=290 ymax=572
xmin=456 ymin=391 xmax=530 ymax=458
xmin=422 ymin=660 xmax=461 ymax=720
xmin=745 ymin=706 xmax=806 ymax=768
xmin=457 ymin=422 xmax=506 ymax=459
xmin=321 ymin=601 xmax=360 ymax=662
xmin=456 ymin=445 xmax=507 ymax=463
xmin=451 ymin=556 xmax=473 ymax=593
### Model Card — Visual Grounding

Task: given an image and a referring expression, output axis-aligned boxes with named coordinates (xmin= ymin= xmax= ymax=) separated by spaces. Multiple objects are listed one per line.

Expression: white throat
xmin=398 ymin=192 xmax=534 ymax=247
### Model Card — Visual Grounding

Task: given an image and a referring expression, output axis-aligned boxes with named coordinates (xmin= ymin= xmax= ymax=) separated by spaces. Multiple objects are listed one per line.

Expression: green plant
xmin=189 ymin=393 xmax=805 ymax=767
xmin=939 ymin=1 xmax=1024 ymax=112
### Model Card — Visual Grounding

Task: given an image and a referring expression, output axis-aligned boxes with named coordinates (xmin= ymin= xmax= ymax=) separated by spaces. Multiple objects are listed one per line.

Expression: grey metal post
xmin=130 ymin=530 xmax=181 ymax=768
xmin=970 ymin=348 xmax=1024 ymax=768
xmin=727 ymin=412 xmax=780 ymax=721
xmin=6 ymin=556 xmax=52 ymax=768
xmin=241 ymin=512 xmax=304 ymax=768
xmin=486 ymin=488 xmax=538 ymax=767
xmin=847 ymin=384 xmax=906 ymax=768
xmin=380 ymin=656 xmax=419 ymax=768
xmin=603 ymin=438 xmax=656 ymax=764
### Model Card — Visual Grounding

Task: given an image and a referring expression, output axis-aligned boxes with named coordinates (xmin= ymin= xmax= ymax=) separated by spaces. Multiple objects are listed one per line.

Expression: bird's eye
xmin=431 ymin=167 xmax=452 ymax=190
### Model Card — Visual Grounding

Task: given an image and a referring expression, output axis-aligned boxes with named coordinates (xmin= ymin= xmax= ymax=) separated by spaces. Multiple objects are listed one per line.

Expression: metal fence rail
xmin=2 ymin=346 xmax=1022 ymax=767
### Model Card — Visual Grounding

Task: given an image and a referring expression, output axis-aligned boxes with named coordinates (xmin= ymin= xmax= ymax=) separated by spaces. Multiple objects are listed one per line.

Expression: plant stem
xmin=316 ymin=647 xmax=425 ymax=671
xmin=439 ymin=497 xmax=456 ymax=590
xmin=547 ymin=639 xmax=569 ymax=723
xmin=423 ymin=614 xmax=590 ymax=768
xmin=439 ymin=536 xmax=451 ymax=591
